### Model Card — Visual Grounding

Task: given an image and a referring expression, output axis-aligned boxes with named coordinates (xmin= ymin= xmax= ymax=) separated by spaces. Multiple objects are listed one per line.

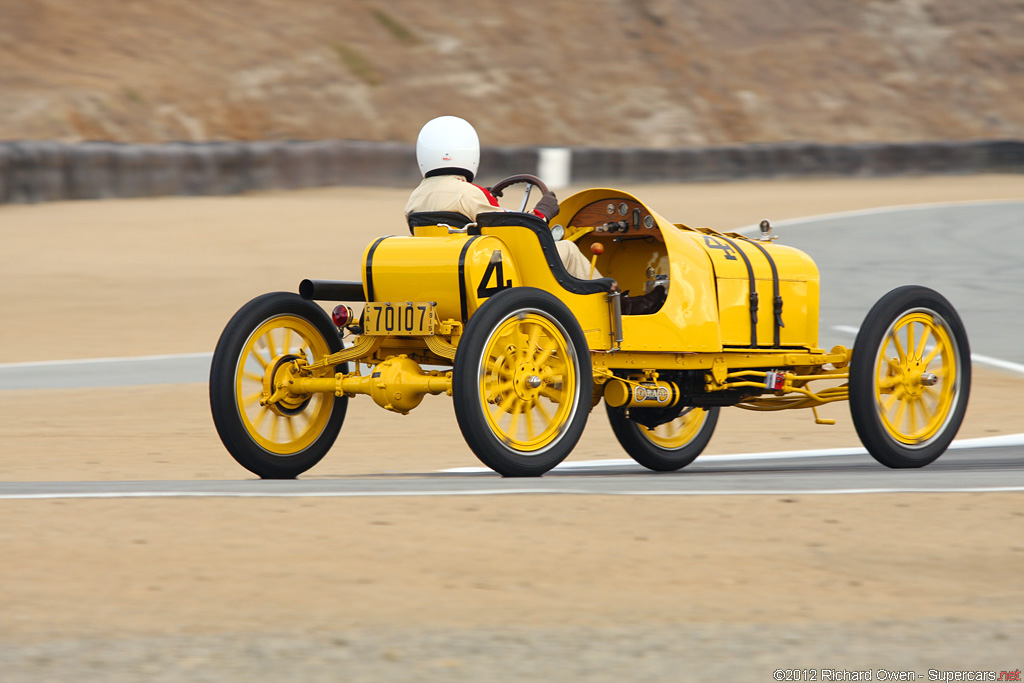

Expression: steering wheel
xmin=489 ymin=174 xmax=550 ymax=213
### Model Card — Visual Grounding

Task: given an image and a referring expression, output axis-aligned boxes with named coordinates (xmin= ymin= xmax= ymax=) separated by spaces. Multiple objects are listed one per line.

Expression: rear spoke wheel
xmin=453 ymin=287 xmax=591 ymax=477
xmin=478 ymin=314 xmax=577 ymax=451
xmin=235 ymin=315 xmax=335 ymax=454
xmin=210 ymin=293 xmax=348 ymax=479
xmin=606 ymin=403 xmax=718 ymax=472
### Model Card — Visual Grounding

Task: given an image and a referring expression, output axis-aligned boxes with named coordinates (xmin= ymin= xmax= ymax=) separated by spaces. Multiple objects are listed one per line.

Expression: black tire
xmin=849 ymin=286 xmax=970 ymax=468
xmin=453 ymin=287 xmax=592 ymax=476
xmin=210 ymin=292 xmax=348 ymax=478
xmin=605 ymin=404 xmax=719 ymax=472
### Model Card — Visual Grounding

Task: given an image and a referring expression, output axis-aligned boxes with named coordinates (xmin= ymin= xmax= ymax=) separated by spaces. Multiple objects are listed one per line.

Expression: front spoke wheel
xmin=850 ymin=286 xmax=970 ymax=468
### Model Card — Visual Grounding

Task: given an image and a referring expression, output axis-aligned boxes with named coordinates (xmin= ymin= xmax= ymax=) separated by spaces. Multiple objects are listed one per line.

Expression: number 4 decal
xmin=703 ymin=235 xmax=738 ymax=261
xmin=477 ymin=250 xmax=512 ymax=298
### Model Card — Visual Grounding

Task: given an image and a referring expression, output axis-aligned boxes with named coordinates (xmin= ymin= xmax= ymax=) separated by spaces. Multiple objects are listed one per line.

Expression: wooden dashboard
xmin=566 ymin=198 xmax=662 ymax=240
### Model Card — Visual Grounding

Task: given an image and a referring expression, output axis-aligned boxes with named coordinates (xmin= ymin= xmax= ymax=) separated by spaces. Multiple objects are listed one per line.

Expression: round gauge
xmin=606 ymin=203 xmax=616 ymax=215
xmin=618 ymin=202 xmax=629 ymax=216
xmin=643 ymin=215 xmax=655 ymax=229
xmin=550 ymin=224 xmax=565 ymax=241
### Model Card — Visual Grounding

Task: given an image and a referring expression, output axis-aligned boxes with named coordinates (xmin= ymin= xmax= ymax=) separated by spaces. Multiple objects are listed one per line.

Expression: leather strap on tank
xmin=457 ymin=236 xmax=483 ymax=323
xmin=364 ymin=236 xmax=391 ymax=302
xmin=717 ymin=235 xmax=758 ymax=348
xmin=744 ymin=238 xmax=785 ymax=347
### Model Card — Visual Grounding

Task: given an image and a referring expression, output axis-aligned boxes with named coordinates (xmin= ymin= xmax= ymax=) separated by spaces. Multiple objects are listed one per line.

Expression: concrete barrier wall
xmin=570 ymin=140 xmax=1024 ymax=184
xmin=0 ymin=138 xmax=1020 ymax=204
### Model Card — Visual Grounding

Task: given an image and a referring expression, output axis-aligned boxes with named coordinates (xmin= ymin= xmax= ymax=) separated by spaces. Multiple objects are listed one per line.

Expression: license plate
xmin=362 ymin=302 xmax=436 ymax=336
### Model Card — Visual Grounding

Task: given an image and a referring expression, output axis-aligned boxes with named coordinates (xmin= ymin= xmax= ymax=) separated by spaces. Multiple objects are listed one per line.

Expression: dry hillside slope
xmin=0 ymin=0 xmax=1022 ymax=147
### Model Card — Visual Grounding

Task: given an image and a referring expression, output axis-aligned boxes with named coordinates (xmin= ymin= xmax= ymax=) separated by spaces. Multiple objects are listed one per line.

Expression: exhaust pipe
xmin=298 ymin=279 xmax=366 ymax=302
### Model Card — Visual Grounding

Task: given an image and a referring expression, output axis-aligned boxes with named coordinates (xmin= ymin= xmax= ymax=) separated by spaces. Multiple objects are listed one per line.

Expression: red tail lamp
xmin=332 ymin=305 xmax=353 ymax=328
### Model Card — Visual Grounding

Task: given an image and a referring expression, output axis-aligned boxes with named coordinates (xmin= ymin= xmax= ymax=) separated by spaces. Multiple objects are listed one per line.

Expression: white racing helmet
xmin=416 ymin=116 xmax=480 ymax=182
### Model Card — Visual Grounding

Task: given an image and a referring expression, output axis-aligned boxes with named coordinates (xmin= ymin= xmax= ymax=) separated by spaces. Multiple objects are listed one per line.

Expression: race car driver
xmin=405 ymin=116 xmax=665 ymax=314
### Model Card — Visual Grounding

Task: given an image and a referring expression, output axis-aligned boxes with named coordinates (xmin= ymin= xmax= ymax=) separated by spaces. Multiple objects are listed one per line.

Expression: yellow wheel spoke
xmin=514 ymin=325 xmax=530 ymax=362
xmin=237 ymin=314 xmax=334 ymax=455
xmin=498 ymin=393 xmax=518 ymax=413
xmin=534 ymin=397 xmax=552 ymax=424
xmin=874 ymin=312 xmax=961 ymax=447
xmin=539 ymin=385 xmax=563 ymax=403
xmin=916 ymin=325 xmax=932 ymax=360
xmin=525 ymin=324 xmax=541 ymax=360
xmin=641 ymin=410 xmax=707 ymax=449
xmin=544 ymin=358 xmax=568 ymax=378
xmin=478 ymin=312 xmax=575 ymax=452
xmin=251 ymin=351 xmax=269 ymax=370
xmin=891 ymin=330 xmax=907 ymax=364
xmin=486 ymin=380 xmax=514 ymax=402
xmin=485 ymin=359 xmax=513 ymax=382
xmin=283 ymin=328 xmax=293 ymax=354
xmin=877 ymin=375 xmax=900 ymax=390
xmin=883 ymin=385 xmax=905 ymax=412
xmin=534 ymin=343 xmax=556 ymax=368
xmin=523 ymin=403 xmax=536 ymax=440
xmin=507 ymin=402 xmax=523 ymax=437
xmin=893 ymin=396 xmax=908 ymax=429
xmin=919 ymin=395 xmax=938 ymax=419
xmin=922 ymin=342 xmax=943 ymax=367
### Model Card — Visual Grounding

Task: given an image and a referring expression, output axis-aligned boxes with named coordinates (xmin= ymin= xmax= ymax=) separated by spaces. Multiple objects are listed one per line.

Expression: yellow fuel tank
xmin=682 ymin=230 xmax=820 ymax=349
xmin=362 ymin=234 xmax=521 ymax=323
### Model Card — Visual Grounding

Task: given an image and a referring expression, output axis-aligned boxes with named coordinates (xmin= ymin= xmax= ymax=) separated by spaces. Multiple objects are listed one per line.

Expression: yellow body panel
xmin=553 ymin=188 xmax=821 ymax=355
xmin=617 ymin=218 xmax=723 ymax=353
xmin=557 ymin=189 xmax=723 ymax=353
xmin=362 ymin=234 xmax=521 ymax=325
xmin=363 ymin=188 xmax=820 ymax=367
xmin=474 ymin=223 xmax=615 ymax=351
xmin=681 ymin=230 xmax=820 ymax=349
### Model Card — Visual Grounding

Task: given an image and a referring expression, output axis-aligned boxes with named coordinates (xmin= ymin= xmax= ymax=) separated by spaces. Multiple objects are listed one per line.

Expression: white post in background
xmin=538 ymin=147 xmax=572 ymax=190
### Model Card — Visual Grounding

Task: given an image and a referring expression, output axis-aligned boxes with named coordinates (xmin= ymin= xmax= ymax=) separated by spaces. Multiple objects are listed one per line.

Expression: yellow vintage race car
xmin=210 ymin=175 xmax=971 ymax=478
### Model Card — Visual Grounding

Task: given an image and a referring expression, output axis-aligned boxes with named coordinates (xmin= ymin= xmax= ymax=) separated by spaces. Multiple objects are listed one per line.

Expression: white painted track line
xmin=0 ymin=352 xmax=212 ymax=368
xmin=0 ymin=352 xmax=213 ymax=389
xmin=442 ymin=433 xmax=1024 ymax=474
xmin=733 ymin=199 xmax=1024 ymax=234
xmin=3 ymin=486 xmax=1024 ymax=501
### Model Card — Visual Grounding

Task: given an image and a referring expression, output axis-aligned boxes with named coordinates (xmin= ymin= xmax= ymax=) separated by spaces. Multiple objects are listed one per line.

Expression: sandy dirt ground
xmin=1 ymin=176 xmax=1023 ymax=680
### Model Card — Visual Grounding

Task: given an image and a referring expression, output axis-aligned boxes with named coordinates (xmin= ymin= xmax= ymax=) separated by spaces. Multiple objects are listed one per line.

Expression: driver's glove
xmin=534 ymin=192 xmax=560 ymax=220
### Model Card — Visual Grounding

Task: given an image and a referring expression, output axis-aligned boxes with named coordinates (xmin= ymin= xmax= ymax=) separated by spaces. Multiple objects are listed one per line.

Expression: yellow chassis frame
xmin=275 ymin=324 xmax=852 ymax=420
xmin=589 ymin=346 xmax=851 ymax=420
